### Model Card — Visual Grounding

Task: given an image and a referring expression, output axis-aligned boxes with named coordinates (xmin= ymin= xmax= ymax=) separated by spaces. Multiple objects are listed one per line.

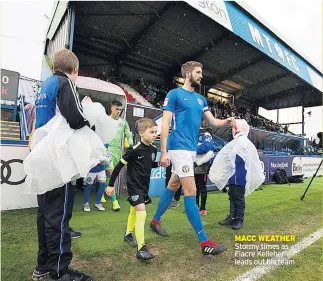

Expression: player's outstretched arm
xmin=160 ymin=110 xmax=173 ymax=167
xmin=203 ymin=111 xmax=235 ymax=128
xmin=160 ymin=110 xmax=172 ymax=153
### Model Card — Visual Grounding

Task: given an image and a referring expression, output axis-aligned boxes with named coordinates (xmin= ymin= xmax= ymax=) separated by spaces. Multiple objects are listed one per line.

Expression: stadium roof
xmin=46 ymin=1 xmax=322 ymax=110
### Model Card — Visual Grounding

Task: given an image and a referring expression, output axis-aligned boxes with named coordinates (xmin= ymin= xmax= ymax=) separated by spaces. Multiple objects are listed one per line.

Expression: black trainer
xmin=32 ymin=268 xmax=49 ymax=280
xmin=150 ymin=220 xmax=168 ymax=236
xmin=218 ymin=216 xmax=235 ymax=227
xmin=49 ymin=270 xmax=92 ymax=281
xmin=136 ymin=245 xmax=155 ymax=260
xmin=124 ymin=233 xmax=137 ymax=247
xmin=232 ymin=220 xmax=244 ymax=230
xmin=70 ymin=228 xmax=82 ymax=239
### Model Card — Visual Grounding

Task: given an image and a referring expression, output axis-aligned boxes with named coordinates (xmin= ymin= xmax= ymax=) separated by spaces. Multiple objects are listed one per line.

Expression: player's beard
xmin=190 ymin=77 xmax=201 ymax=92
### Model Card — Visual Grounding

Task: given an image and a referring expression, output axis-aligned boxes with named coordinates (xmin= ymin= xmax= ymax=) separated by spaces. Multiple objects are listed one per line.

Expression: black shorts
xmin=127 ymin=184 xmax=151 ymax=206
xmin=127 ymin=195 xmax=152 ymax=206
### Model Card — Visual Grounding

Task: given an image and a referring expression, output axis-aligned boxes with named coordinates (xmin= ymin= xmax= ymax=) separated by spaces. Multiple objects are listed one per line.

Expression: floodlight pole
xmin=300 ymin=159 xmax=322 ymax=200
xmin=301 ymin=102 xmax=305 ymax=137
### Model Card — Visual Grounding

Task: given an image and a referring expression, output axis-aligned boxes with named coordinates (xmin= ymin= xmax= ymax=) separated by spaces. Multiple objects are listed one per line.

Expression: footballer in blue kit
xmin=150 ymin=61 xmax=235 ymax=256
xmin=163 ymin=87 xmax=209 ymax=151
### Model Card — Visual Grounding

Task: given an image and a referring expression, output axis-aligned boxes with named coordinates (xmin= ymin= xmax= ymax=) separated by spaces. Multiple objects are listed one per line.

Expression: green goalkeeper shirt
xmin=109 ymin=117 xmax=133 ymax=149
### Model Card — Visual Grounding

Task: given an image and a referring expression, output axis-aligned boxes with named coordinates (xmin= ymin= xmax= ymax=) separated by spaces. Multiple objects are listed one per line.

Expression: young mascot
xmin=29 ymin=50 xmax=93 ymax=281
xmin=106 ymin=118 xmax=158 ymax=260
xmin=209 ymin=119 xmax=265 ymax=230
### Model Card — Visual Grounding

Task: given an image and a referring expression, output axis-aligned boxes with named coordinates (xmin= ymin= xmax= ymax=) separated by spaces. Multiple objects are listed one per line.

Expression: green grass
xmin=258 ymin=238 xmax=322 ymax=281
xmin=1 ymin=178 xmax=322 ymax=281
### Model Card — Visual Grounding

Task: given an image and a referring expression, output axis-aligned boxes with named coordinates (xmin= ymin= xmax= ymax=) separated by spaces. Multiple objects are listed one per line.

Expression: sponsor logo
xmin=36 ymin=93 xmax=47 ymax=103
xmin=163 ymin=98 xmax=168 ymax=106
xmin=291 ymin=156 xmax=303 ymax=175
xmin=270 ymin=162 xmax=288 ymax=169
xmin=1 ymin=159 xmax=26 ymax=185
xmin=131 ymin=195 xmax=139 ymax=202
xmin=197 ymin=98 xmax=203 ymax=105
xmin=292 ymin=163 xmax=303 ymax=173
xmin=182 ymin=165 xmax=190 ymax=173
xmin=85 ymin=176 xmax=93 ymax=184
xmin=151 ymin=166 xmax=166 ymax=179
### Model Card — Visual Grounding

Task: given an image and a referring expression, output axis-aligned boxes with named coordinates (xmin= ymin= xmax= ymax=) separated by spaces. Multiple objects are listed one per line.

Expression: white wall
xmin=1 ymin=144 xmax=38 ymax=210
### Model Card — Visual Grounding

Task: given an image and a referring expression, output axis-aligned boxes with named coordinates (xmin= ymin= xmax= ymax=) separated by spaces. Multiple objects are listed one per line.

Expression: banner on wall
xmin=2 ymin=143 xmax=320 ymax=210
xmin=259 ymin=155 xmax=322 ymax=183
xmin=1 ymin=69 xmax=19 ymax=103
xmin=225 ymin=1 xmax=322 ymax=87
xmin=223 ymin=1 xmax=322 ymax=90
xmin=149 ymin=166 xmax=166 ymax=197
xmin=264 ymin=156 xmax=294 ymax=182
xmin=302 ymin=157 xmax=322 ymax=178
xmin=1 ymin=144 xmax=38 ymax=210
xmin=148 ymin=155 xmax=322 ymax=197
xmin=185 ymin=1 xmax=322 ymax=91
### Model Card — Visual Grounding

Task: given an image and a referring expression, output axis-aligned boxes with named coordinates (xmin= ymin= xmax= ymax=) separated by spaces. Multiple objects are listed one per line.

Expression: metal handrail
xmin=19 ymin=95 xmax=29 ymax=140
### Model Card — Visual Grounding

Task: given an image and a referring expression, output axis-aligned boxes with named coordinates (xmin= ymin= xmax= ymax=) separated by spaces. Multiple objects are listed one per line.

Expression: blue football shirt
xmin=163 ymin=87 xmax=209 ymax=151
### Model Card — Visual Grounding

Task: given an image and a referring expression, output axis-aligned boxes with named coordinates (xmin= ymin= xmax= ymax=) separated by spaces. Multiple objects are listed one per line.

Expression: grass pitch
xmin=2 ymin=177 xmax=322 ymax=281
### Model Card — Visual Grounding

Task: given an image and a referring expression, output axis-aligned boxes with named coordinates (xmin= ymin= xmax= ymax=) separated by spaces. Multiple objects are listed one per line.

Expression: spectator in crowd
xmin=79 ymin=69 xmax=289 ymax=136
xmin=317 ymin=132 xmax=322 ymax=147
xmin=284 ymin=125 xmax=289 ymax=134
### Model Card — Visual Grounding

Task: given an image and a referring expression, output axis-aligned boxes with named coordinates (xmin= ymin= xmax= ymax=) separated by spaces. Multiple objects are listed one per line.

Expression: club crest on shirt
xmin=197 ymin=98 xmax=203 ymax=105
xmin=85 ymin=177 xmax=92 ymax=184
xmin=131 ymin=195 xmax=139 ymax=202
xmin=182 ymin=165 xmax=190 ymax=173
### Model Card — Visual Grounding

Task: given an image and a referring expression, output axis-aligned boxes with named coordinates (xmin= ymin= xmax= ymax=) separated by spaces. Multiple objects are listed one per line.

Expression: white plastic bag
xmin=82 ymin=103 xmax=118 ymax=144
xmin=24 ymin=103 xmax=113 ymax=195
xmin=209 ymin=131 xmax=265 ymax=196
xmin=195 ymin=150 xmax=215 ymax=166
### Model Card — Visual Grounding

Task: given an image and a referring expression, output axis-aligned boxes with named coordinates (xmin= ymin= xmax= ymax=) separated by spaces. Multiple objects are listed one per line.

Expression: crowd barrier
xmin=1 ymin=142 xmax=321 ymax=209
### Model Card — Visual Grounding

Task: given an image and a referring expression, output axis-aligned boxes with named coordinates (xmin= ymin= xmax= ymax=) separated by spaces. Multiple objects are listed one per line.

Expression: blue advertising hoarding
xmin=148 ymin=155 xmax=322 ymax=196
xmin=224 ymin=2 xmax=316 ymax=86
xmin=185 ymin=1 xmax=322 ymax=91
